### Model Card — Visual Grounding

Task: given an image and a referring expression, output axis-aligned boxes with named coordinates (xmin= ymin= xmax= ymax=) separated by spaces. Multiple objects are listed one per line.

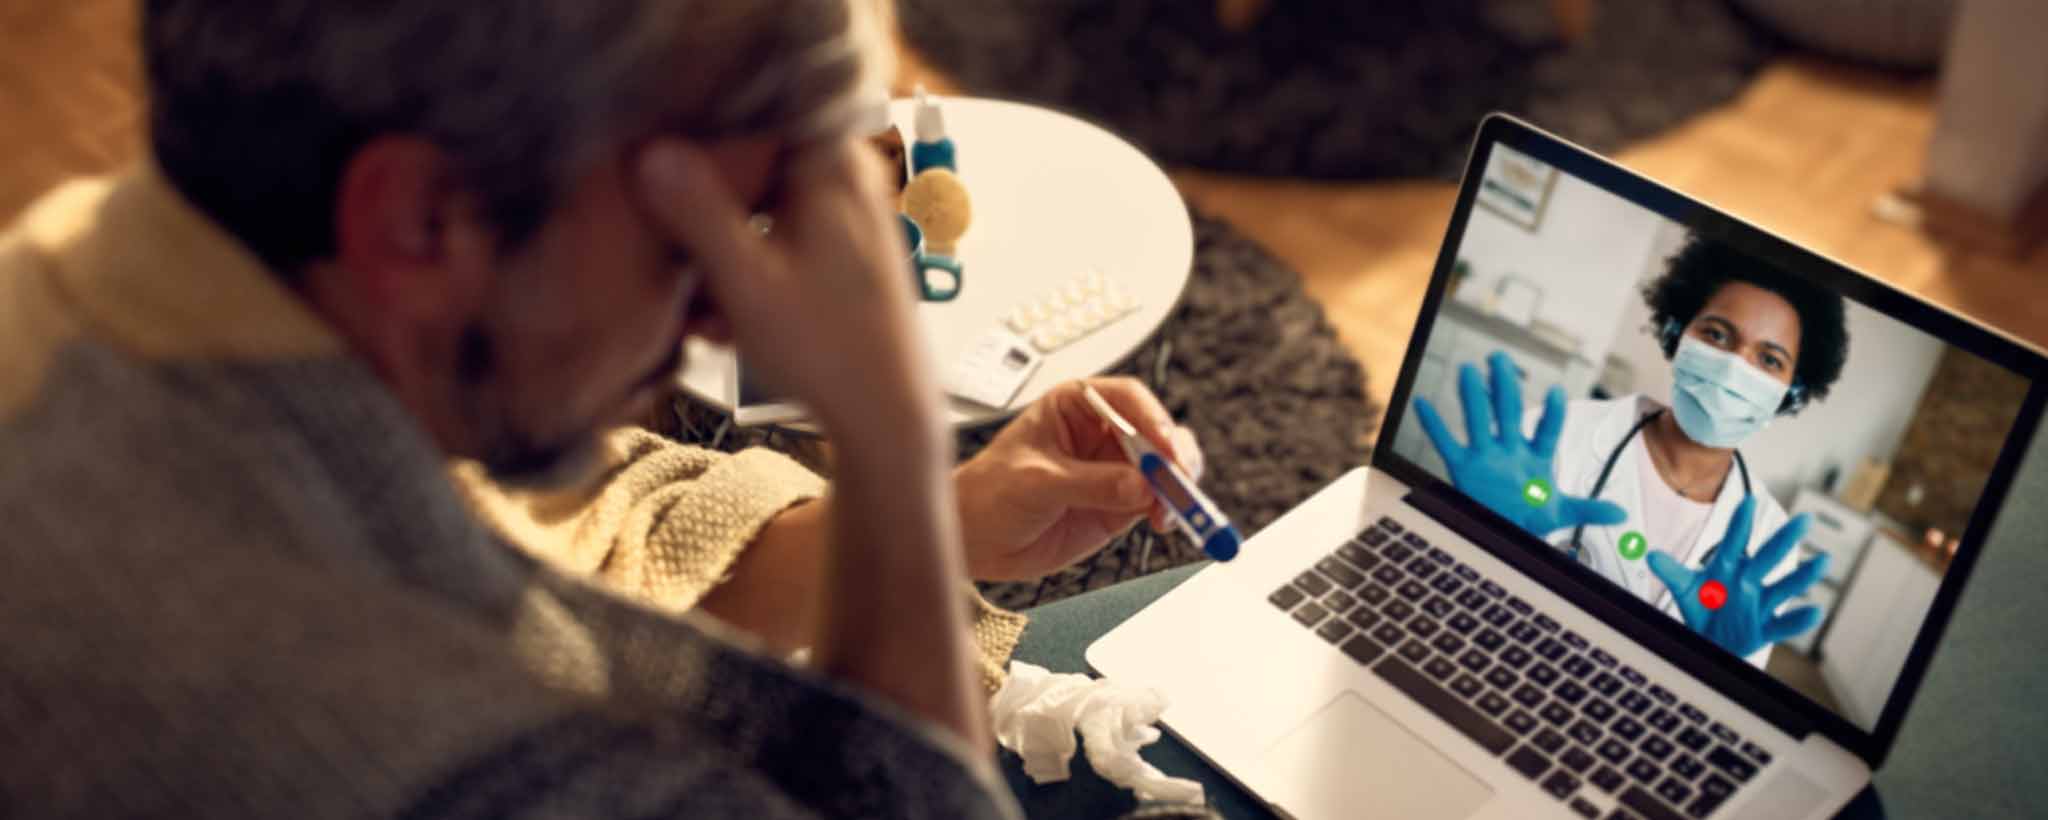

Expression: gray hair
xmin=144 ymin=0 xmax=890 ymax=278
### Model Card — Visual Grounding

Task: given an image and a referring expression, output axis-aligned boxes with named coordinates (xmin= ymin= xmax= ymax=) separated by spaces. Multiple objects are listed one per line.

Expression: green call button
xmin=1521 ymin=478 xmax=1553 ymax=508
xmin=1618 ymin=531 xmax=1648 ymax=561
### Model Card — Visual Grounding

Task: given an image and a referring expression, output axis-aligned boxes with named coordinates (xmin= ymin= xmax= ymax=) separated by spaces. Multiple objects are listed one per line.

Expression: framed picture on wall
xmin=1476 ymin=144 xmax=1560 ymax=232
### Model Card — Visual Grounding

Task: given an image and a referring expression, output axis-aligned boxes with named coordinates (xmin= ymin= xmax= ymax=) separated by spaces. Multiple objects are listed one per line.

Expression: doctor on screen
xmin=1416 ymin=236 xmax=1844 ymax=663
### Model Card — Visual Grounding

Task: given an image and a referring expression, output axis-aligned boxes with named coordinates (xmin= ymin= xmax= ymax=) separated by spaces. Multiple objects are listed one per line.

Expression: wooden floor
xmin=5 ymin=3 xmax=2044 ymax=447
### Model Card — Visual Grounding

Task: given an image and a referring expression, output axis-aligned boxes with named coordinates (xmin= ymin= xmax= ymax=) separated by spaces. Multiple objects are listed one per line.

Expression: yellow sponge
xmin=902 ymin=168 xmax=973 ymax=255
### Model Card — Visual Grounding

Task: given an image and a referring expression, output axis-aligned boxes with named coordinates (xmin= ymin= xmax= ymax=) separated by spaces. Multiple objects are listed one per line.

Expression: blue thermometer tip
xmin=1202 ymin=527 xmax=1242 ymax=561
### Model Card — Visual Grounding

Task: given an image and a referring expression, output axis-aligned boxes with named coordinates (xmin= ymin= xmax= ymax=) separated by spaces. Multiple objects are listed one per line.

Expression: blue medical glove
xmin=1414 ymin=350 xmax=1627 ymax=538
xmin=1647 ymin=496 xmax=1829 ymax=658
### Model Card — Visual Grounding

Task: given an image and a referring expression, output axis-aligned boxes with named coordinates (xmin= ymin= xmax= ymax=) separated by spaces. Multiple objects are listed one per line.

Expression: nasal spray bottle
xmin=909 ymin=85 xmax=957 ymax=174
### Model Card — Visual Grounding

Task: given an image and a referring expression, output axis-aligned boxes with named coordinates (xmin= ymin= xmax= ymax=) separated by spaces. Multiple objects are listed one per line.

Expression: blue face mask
xmin=1670 ymin=336 xmax=1789 ymax=449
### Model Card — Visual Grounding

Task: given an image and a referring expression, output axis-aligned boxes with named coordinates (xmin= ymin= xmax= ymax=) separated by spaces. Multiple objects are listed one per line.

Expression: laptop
xmin=1088 ymin=114 xmax=2047 ymax=820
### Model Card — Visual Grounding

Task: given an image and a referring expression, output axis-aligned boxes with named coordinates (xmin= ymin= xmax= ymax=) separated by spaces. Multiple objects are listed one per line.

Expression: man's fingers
xmin=635 ymin=141 xmax=763 ymax=278
xmin=1761 ymin=605 xmax=1824 ymax=646
xmin=1044 ymin=460 xmax=1153 ymax=513
xmin=1081 ymin=377 xmax=1179 ymax=460
xmin=1746 ymin=513 xmax=1811 ymax=586
xmin=1413 ymin=397 xmax=1465 ymax=467
xmin=1648 ymin=552 xmax=1709 ymax=631
xmin=1714 ymin=496 xmax=1757 ymax=575
xmin=1762 ymin=554 xmax=1829 ymax=613
xmin=1533 ymin=386 xmax=1567 ymax=459
xmin=1171 ymin=426 xmax=1205 ymax=482
xmin=1457 ymin=362 xmax=1495 ymax=446
xmin=1487 ymin=351 xmax=1524 ymax=450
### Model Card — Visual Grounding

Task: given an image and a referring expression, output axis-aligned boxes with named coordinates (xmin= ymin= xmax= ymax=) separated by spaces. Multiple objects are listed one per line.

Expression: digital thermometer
xmin=1082 ymin=385 xmax=1242 ymax=561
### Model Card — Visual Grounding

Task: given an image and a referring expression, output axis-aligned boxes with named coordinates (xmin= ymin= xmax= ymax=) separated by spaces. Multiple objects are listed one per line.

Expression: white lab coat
xmin=1536 ymin=394 xmax=1794 ymax=666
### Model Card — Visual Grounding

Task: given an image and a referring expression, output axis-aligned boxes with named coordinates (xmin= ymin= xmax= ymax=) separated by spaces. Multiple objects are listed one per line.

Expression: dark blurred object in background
xmin=1730 ymin=0 xmax=1956 ymax=70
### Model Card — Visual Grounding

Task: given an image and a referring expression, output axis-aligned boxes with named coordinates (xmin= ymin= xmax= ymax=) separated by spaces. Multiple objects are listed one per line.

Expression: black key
xmin=1340 ymin=634 xmax=1386 ymax=665
xmin=1410 ymin=616 xmax=1443 ymax=640
xmin=1590 ymin=672 xmax=1624 ymax=698
xmin=1506 ymin=595 xmax=1534 ymax=615
xmin=1483 ymin=603 xmax=1515 ymax=627
xmin=1543 ymin=769 xmax=1583 ymax=801
xmin=1583 ymin=698 xmax=1618 ymax=724
xmin=1670 ymin=754 xmax=1705 ymax=781
xmin=1403 ymin=532 xmax=1429 ymax=548
xmin=1429 ymin=545 xmax=1455 ymax=565
xmin=1315 ymin=618 xmax=1354 ymax=644
xmin=1740 ymin=741 xmax=1773 ymax=767
xmin=1407 ymin=556 xmax=1440 ymax=580
xmin=1621 ymin=785 xmax=1689 ymax=820
xmin=1506 ymin=620 xmax=1543 ymax=644
xmin=1485 ymin=666 xmax=1518 ymax=690
xmin=1373 ymin=657 xmax=1517 ymax=755
xmin=1532 ymin=612 xmax=1561 ymax=632
xmin=1626 ymin=757 xmax=1662 ymax=784
xmin=1360 ymin=582 xmax=1392 ymax=607
xmin=1431 ymin=632 xmax=1465 ymax=656
xmin=1430 ymin=573 xmax=1464 ymax=596
xmin=1383 ymin=599 xmax=1416 ymax=622
xmin=1499 ymin=646 xmax=1535 ymax=670
xmin=1686 ymin=792 xmax=1728 ymax=819
xmin=1448 ymin=612 xmax=1481 ymax=635
xmin=1611 ymin=717 xmax=1647 ymax=742
xmin=1335 ymin=542 xmax=1379 ymax=572
xmin=1504 ymin=709 xmax=1539 ymax=735
xmin=1554 ymin=680 xmax=1590 ymax=706
xmin=1475 ymin=690 xmax=1512 ymax=717
xmin=1456 ymin=587 xmax=1492 ymax=611
xmin=1321 ymin=588 xmax=1358 ymax=613
xmin=1699 ymin=773 xmax=1735 ymax=801
xmin=1422 ymin=595 xmax=1457 ymax=619
xmin=1597 ymin=738 xmax=1633 ymax=764
xmin=1560 ymin=745 xmax=1598 ymax=774
xmin=1377 ymin=517 xmax=1404 ymax=535
xmin=1360 ymin=527 xmax=1391 ymax=546
xmin=1270 ymin=585 xmax=1306 ymax=610
xmin=1372 ymin=622 xmax=1407 ymax=646
xmin=1618 ymin=665 xmax=1648 ymax=687
xmin=1528 ymin=663 xmax=1561 ymax=687
xmin=1647 ymin=684 xmax=1676 ymax=705
xmin=1450 ymin=673 xmax=1485 ymax=698
xmin=1540 ymin=702 xmax=1574 ymax=727
xmin=1561 ymin=630 xmax=1589 ymax=651
xmin=1396 ymin=579 xmax=1430 ymax=602
xmin=1534 ymin=637 xmax=1569 ymax=662
xmin=1645 ymin=708 xmax=1681 ymax=734
xmin=1398 ymin=639 xmax=1432 ymax=664
xmin=1618 ymin=690 xmax=1653 ymax=716
xmin=1708 ymin=722 xmax=1740 ymax=746
xmin=1675 ymin=727 xmax=1713 ymax=753
xmin=1568 ymin=719 xmax=1603 ymax=746
xmin=1294 ymin=571 xmax=1332 ymax=597
xmin=1589 ymin=648 xmax=1618 ymax=668
xmin=1474 ymin=629 xmax=1508 ymax=652
xmin=1678 ymin=703 xmax=1707 ymax=724
xmin=1382 ymin=543 xmax=1414 ymax=564
xmin=1570 ymin=796 xmax=1600 ymax=818
xmin=1454 ymin=563 xmax=1480 ymax=581
xmin=1481 ymin=579 xmax=1507 ymax=598
xmin=1372 ymin=564 xmax=1405 ymax=586
xmin=1590 ymin=765 xmax=1626 ymax=794
xmin=1561 ymin=655 xmax=1597 ymax=680
xmin=1704 ymin=745 xmax=1757 ymax=782
xmin=1656 ymin=777 xmax=1694 ymax=807
xmin=1639 ymin=734 xmax=1676 ymax=762
xmin=1316 ymin=557 xmax=1365 ymax=589
xmin=1513 ymin=683 xmax=1547 ymax=708
xmin=1345 ymin=606 xmax=1382 ymax=631
xmin=1532 ymin=727 xmax=1569 ymax=754
xmin=1459 ymin=648 xmax=1493 ymax=673
xmin=1507 ymin=745 xmax=1551 ymax=780
xmin=1424 ymin=656 xmax=1459 ymax=681
xmin=1292 ymin=602 xmax=1330 ymax=628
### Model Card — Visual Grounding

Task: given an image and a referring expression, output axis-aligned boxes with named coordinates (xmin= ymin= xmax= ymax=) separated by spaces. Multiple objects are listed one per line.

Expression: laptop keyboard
xmin=1267 ymin=517 xmax=1774 ymax=820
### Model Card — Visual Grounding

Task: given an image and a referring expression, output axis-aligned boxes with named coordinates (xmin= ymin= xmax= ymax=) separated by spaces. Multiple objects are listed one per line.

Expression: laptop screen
xmin=1386 ymin=136 xmax=2034 ymax=733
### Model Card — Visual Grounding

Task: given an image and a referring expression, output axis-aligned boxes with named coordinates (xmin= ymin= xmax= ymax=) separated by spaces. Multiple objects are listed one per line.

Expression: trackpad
xmin=1255 ymin=692 xmax=1492 ymax=820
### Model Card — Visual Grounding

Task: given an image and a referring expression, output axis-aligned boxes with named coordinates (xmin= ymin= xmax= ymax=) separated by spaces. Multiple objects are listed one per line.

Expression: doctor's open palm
xmin=1648 ymin=496 xmax=1829 ymax=658
xmin=1415 ymin=351 xmax=1627 ymax=538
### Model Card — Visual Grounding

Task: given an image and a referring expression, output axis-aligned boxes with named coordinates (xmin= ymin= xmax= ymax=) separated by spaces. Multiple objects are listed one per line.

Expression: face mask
xmin=1670 ymin=336 xmax=1789 ymax=449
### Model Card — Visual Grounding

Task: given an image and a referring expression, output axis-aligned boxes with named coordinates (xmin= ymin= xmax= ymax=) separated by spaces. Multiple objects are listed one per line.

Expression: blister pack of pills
xmin=1003 ymin=271 xmax=1141 ymax=353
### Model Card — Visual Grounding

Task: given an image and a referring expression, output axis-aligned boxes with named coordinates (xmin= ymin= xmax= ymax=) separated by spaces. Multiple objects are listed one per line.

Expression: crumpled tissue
xmin=990 ymin=660 xmax=1204 ymax=804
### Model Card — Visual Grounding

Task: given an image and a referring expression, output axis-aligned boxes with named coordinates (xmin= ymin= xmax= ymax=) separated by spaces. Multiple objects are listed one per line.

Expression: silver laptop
xmin=1089 ymin=114 xmax=2047 ymax=820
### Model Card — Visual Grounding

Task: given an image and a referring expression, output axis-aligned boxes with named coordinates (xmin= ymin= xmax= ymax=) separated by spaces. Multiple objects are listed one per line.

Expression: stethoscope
xmin=1566 ymin=409 xmax=1750 ymax=564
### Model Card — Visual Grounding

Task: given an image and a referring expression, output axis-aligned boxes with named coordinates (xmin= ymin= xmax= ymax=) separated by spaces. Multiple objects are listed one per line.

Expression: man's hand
xmin=955 ymin=378 xmax=1204 ymax=581
xmin=1415 ymin=351 xmax=1627 ymax=538
xmin=1649 ymin=497 xmax=1828 ymax=658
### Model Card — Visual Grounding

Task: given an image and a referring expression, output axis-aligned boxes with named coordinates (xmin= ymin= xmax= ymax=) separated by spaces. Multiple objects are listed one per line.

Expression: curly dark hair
xmin=1643 ymin=235 xmax=1849 ymax=414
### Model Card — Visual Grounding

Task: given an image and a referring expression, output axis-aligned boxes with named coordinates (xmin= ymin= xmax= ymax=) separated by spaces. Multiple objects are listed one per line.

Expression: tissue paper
xmin=991 ymin=661 xmax=1204 ymax=805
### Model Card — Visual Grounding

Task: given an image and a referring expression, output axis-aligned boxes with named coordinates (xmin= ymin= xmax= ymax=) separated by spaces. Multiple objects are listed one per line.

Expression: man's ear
xmin=332 ymin=137 xmax=496 ymax=324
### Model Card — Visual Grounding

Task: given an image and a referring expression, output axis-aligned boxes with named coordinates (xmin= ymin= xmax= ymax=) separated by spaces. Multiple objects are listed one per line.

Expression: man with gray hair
xmin=0 ymin=1 xmax=1205 ymax=816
